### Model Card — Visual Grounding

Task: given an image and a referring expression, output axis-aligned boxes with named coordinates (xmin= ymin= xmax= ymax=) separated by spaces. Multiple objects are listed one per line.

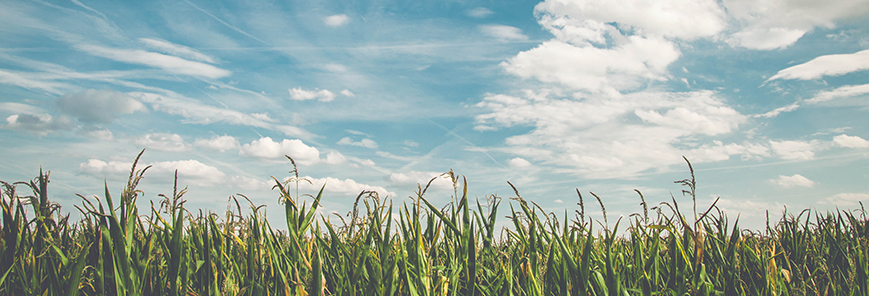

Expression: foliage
xmin=0 ymin=151 xmax=867 ymax=295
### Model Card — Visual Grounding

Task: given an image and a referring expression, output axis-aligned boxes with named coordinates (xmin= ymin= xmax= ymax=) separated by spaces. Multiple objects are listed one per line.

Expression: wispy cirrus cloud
xmin=130 ymin=92 xmax=312 ymax=139
xmin=139 ymin=38 xmax=217 ymax=64
xmin=768 ymin=49 xmax=869 ymax=81
xmin=770 ymin=174 xmax=816 ymax=188
xmin=74 ymin=44 xmax=231 ymax=79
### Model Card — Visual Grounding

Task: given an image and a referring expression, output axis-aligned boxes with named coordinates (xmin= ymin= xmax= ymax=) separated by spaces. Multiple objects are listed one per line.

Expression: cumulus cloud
xmin=818 ymin=193 xmax=869 ymax=207
xmin=502 ymin=37 xmax=680 ymax=93
xmin=770 ymin=174 xmax=816 ymax=188
xmin=323 ymin=151 xmax=347 ymax=165
xmin=768 ymin=49 xmax=869 ymax=81
xmin=239 ymin=137 xmax=321 ymax=165
xmin=475 ymin=90 xmax=753 ymax=178
xmin=324 ymin=14 xmax=349 ymax=27
xmin=289 ymin=88 xmax=336 ymax=102
xmin=480 ymin=25 xmax=529 ymax=41
xmin=722 ymin=0 xmax=869 ymax=50
xmin=296 ymin=176 xmax=394 ymax=197
xmin=535 ymin=0 xmax=727 ymax=40
xmin=134 ymin=133 xmax=191 ymax=152
xmin=496 ymin=0 xmax=730 ymax=93
xmin=79 ymin=158 xmax=226 ymax=186
xmin=727 ymin=27 xmax=805 ymax=50
xmin=229 ymin=175 xmax=271 ymax=191
xmin=3 ymin=113 xmax=73 ymax=135
xmin=78 ymin=126 xmax=114 ymax=140
xmin=75 ymin=44 xmax=231 ymax=79
xmin=769 ymin=140 xmax=821 ymax=160
xmin=194 ymin=135 xmax=240 ymax=152
xmin=78 ymin=159 xmax=131 ymax=175
xmin=337 ymin=137 xmax=378 ymax=149
xmin=340 ymin=89 xmax=355 ymax=97
xmin=508 ymin=157 xmax=532 ymax=168
xmin=833 ymin=134 xmax=869 ymax=148
xmin=388 ymin=171 xmax=454 ymax=190
xmin=139 ymin=38 xmax=216 ymax=63
xmin=56 ymin=89 xmax=147 ymax=124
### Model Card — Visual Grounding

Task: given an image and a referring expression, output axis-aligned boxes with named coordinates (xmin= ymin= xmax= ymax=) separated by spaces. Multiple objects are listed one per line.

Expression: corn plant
xmin=1 ymin=151 xmax=867 ymax=295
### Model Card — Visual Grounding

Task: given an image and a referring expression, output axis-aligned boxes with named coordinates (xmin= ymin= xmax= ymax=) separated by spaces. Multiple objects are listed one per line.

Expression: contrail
xmin=424 ymin=118 xmax=507 ymax=168
xmin=182 ymin=0 xmax=271 ymax=46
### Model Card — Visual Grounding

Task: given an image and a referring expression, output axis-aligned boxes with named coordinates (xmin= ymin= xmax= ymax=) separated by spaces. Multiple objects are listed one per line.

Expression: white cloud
xmin=535 ymin=0 xmax=727 ymax=41
xmin=75 ymin=44 xmax=231 ymax=79
xmin=194 ymin=135 xmax=240 ymax=152
xmin=723 ymin=0 xmax=869 ymax=50
xmin=403 ymin=140 xmax=419 ymax=148
xmin=388 ymin=171 xmax=453 ymax=190
xmin=250 ymin=113 xmax=277 ymax=122
xmin=229 ymin=175 xmax=271 ymax=191
xmin=833 ymin=134 xmax=869 ymax=148
xmin=0 ymin=69 xmax=70 ymax=96
xmin=148 ymin=160 xmax=226 ymax=186
xmin=0 ymin=102 xmax=44 ymax=114
xmin=475 ymin=90 xmax=752 ymax=178
xmin=78 ymin=159 xmax=131 ymax=175
xmin=323 ymin=151 xmax=347 ymax=165
xmin=768 ymin=49 xmax=869 ymax=81
xmin=770 ymin=174 xmax=816 ymax=188
xmin=755 ymin=103 xmax=800 ymax=118
xmin=139 ymin=38 xmax=216 ymax=64
xmin=467 ymin=7 xmax=494 ymax=18
xmin=727 ymin=27 xmax=806 ymax=50
xmin=297 ymin=176 xmax=394 ymax=197
xmin=769 ymin=140 xmax=821 ymax=160
xmin=324 ymin=14 xmax=349 ymax=27
xmin=130 ymin=92 xmax=311 ymax=138
xmin=358 ymin=159 xmax=376 ymax=167
xmin=289 ymin=88 xmax=336 ymax=102
xmin=78 ymin=126 xmax=114 ymax=140
xmin=818 ymin=193 xmax=869 ymax=207
xmin=3 ymin=113 xmax=73 ymax=135
xmin=480 ymin=25 xmax=529 ymax=41
xmin=502 ymin=37 xmax=680 ymax=93
xmin=323 ymin=64 xmax=347 ymax=72
xmin=807 ymin=84 xmax=869 ymax=104
xmin=337 ymin=137 xmax=378 ymax=149
xmin=135 ymin=133 xmax=192 ymax=152
xmin=340 ymin=89 xmax=355 ymax=97
xmin=56 ymin=89 xmax=147 ymax=124
xmin=508 ymin=157 xmax=532 ymax=168
xmin=239 ymin=137 xmax=321 ymax=165
xmin=79 ymin=158 xmax=226 ymax=186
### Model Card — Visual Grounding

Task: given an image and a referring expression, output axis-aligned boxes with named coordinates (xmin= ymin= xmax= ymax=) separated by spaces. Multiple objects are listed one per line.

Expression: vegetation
xmin=1 ymin=150 xmax=867 ymax=295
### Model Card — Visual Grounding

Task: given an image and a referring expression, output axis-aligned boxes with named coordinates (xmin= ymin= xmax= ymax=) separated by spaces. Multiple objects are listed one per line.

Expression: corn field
xmin=1 ymin=151 xmax=867 ymax=295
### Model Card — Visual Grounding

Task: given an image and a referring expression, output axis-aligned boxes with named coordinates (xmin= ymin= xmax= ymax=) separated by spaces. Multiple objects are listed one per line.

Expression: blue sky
xmin=2 ymin=0 xmax=868 ymax=229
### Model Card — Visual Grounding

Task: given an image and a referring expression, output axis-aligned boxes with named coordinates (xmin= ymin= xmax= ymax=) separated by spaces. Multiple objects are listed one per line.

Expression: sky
xmin=1 ymin=0 xmax=868 ymax=230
